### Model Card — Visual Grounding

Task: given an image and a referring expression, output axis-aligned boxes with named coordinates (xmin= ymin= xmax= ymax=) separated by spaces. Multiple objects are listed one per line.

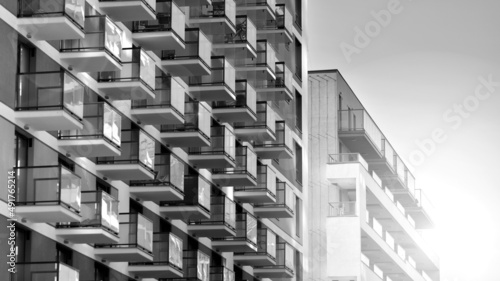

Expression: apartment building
xmin=308 ymin=70 xmax=440 ymax=281
xmin=0 ymin=1 xmax=307 ymax=280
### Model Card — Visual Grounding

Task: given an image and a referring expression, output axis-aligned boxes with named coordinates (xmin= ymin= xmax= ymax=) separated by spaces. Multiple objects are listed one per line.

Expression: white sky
xmin=307 ymin=0 xmax=500 ymax=280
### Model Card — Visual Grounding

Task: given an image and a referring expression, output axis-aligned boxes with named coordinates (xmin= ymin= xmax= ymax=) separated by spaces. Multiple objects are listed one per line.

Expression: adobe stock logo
xmin=408 ymin=74 xmax=498 ymax=168
xmin=340 ymin=0 xmax=409 ymax=63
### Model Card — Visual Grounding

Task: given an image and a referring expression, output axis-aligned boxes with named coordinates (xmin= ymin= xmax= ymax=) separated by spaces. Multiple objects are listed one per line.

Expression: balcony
xmin=60 ymin=15 xmax=122 ymax=72
xmin=368 ymin=139 xmax=397 ymax=177
xmin=212 ymin=144 xmax=258 ymax=186
xmin=237 ymin=40 xmax=276 ymax=81
xmin=187 ymin=195 xmax=237 ymax=237
xmin=254 ymin=242 xmax=294 ymax=278
xmin=14 ymin=165 xmax=82 ymax=223
xmin=189 ymin=56 xmax=236 ymax=101
xmin=178 ymin=250 xmax=211 ymax=281
xmin=161 ymin=28 xmax=212 ymax=76
xmin=99 ymin=0 xmax=156 ymax=22
xmin=95 ymin=129 xmax=156 ymax=181
xmin=256 ymin=62 xmax=293 ymax=101
xmin=405 ymin=189 xmax=435 ymax=229
xmin=234 ymin=164 xmax=276 ymax=203
xmin=159 ymin=175 xmax=211 ymax=220
xmin=327 ymin=201 xmax=357 ymax=217
xmin=95 ymin=213 xmax=154 ymax=262
xmin=97 ymin=47 xmax=155 ymax=100
xmin=258 ymin=4 xmax=293 ymax=44
xmin=129 ymin=152 xmax=185 ymax=203
xmin=160 ymin=101 xmax=211 ymax=147
xmin=189 ymin=0 xmax=237 ymax=34
xmin=128 ymin=232 xmax=184 ymax=278
xmin=235 ymin=0 xmax=276 ymax=21
xmin=210 ymin=266 xmax=235 ymax=281
xmin=234 ymin=102 xmax=276 ymax=142
xmin=132 ymin=0 xmax=185 ymax=50
xmin=253 ymin=180 xmax=293 ymax=218
xmin=56 ymin=190 xmax=120 ymax=244
xmin=58 ymin=102 xmax=122 ymax=157
xmin=212 ymin=80 xmax=257 ymax=123
xmin=188 ymin=125 xmax=236 ymax=168
xmin=254 ymin=121 xmax=293 ymax=159
xmin=131 ymin=74 xmax=185 ymax=125
xmin=338 ymin=109 xmax=384 ymax=160
xmin=234 ymin=226 xmax=277 ymax=266
xmin=213 ymin=16 xmax=257 ymax=58
xmin=17 ymin=0 xmax=85 ymax=40
xmin=15 ymin=262 xmax=79 ymax=281
xmin=212 ymin=212 xmax=258 ymax=252
xmin=15 ymin=70 xmax=84 ymax=131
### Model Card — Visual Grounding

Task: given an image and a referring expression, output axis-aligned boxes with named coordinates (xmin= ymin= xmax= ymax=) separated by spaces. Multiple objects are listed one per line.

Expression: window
xmin=295 ymin=196 xmax=301 ymax=237
xmin=295 ymin=91 xmax=302 ymax=133
xmin=295 ymin=142 xmax=302 ymax=185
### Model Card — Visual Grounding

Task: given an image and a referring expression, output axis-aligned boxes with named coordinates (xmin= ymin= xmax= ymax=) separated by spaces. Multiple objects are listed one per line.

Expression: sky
xmin=307 ymin=0 xmax=500 ymax=280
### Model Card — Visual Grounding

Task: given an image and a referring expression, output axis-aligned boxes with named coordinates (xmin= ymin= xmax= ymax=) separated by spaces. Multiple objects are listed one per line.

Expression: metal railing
xmin=328 ymin=201 xmax=357 ymax=217
xmin=327 ymin=153 xmax=369 ymax=171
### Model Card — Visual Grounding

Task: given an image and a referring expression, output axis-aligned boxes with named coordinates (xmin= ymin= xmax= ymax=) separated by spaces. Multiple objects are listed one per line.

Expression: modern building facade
xmin=0 ymin=1 xmax=307 ymax=281
xmin=308 ymin=70 xmax=440 ymax=281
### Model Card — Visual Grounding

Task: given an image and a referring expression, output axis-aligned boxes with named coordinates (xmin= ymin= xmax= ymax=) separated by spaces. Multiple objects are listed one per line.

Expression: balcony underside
xmin=367 ymin=158 xmax=396 ymax=178
xmin=95 ymin=164 xmax=155 ymax=181
xmin=18 ymin=17 xmax=84 ymax=40
xmin=258 ymin=29 xmax=293 ymax=44
xmin=405 ymin=208 xmax=434 ymax=229
xmin=159 ymin=205 xmax=210 ymax=220
xmin=189 ymin=85 xmax=236 ymax=102
xmin=187 ymin=224 xmax=236 ymax=238
xmin=99 ymin=1 xmax=157 ymax=22
xmin=237 ymin=6 xmax=275 ymax=21
xmin=190 ymin=18 xmax=236 ymax=34
xmin=237 ymin=65 xmax=276 ymax=81
xmin=133 ymin=31 xmax=185 ymax=51
xmin=212 ymin=239 xmax=258 ymax=252
xmin=253 ymin=267 xmax=294 ymax=278
xmin=234 ymin=190 xmax=275 ymax=203
xmin=338 ymin=131 xmax=383 ymax=160
xmin=129 ymin=185 xmax=184 ymax=203
xmin=188 ymin=154 xmax=236 ymax=168
xmin=257 ymin=87 xmax=294 ymax=101
xmin=212 ymin=107 xmax=257 ymax=123
xmin=213 ymin=43 xmax=257 ymax=59
xmin=98 ymin=82 xmax=155 ymax=101
xmin=16 ymin=110 xmax=83 ymax=131
xmin=16 ymin=205 xmax=82 ymax=223
xmin=95 ymin=247 xmax=153 ymax=262
xmin=161 ymin=59 xmax=211 ymax=76
xmin=234 ymin=127 xmax=276 ymax=142
xmin=131 ymin=107 xmax=185 ymax=125
xmin=60 ymin=51 xmax=122 ymax=72
xmin=254 ymin=146 xmax=293 ymax=159
xmin=59 ymin=139 xmax=121 ymax=158
xmin=391 ymin=189 xmax=418 ymax=207
xmin=56 ymin=227 xmax=119 ymax=244
xmin=212 ymin=173 xmax=258 ymax=187
xmin=253 ymin=206 xmax=293 ymax=218
xmin=128 ymin=264 xmax=184 ymax=278
xmin=233 ymin=254 xmax=276 ymax=266
xmin=161 ymin=131 xmax=211 ymax=147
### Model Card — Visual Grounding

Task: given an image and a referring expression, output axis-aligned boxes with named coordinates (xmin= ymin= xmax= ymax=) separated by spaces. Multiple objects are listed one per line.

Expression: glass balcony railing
xmin=223 ymin=16 xmax=256 ymax=49
xmin=14 ymin=262 xmax=79 ymax=281
xmin=189 ymin=195 xmax=236 ymax=231
xmin=18 ymin=0 xmax=85 ymax=30
xmin=274 ymin=62 xmax=293 ymax=91
xmin=181 ymin=250 xmax=211 ymax=281
xmin=235 ymin=164 xmax=276 ymax=197
xmin=382 ymin=139 xmax=396 ymax=171
xmin=160 ymin=175 xmax=211 ymax=213
xmin=132 ymin=0 xmax=185 ymax=40
xmin=15 ymin=70 xmax=84 ymax=120
xmin=189 ymin=56 xmax=236 ymax=94
xmin=97 ymin=47 xmax=155 ymax=93
xmin=130 ymin=152 xmax=185 ymax=192
xmin=15 ymin=165 xmax=81 ymax=213
xmin=60 ymin=15 xmax=122 ymax=63
xmin=57 ymin=190 xmax=119 ymax=234
xmin=234 ymin=225 xmax=277 ymax=265
xmin=338 ymin=109 xmax=384 ymax=153
xmin=235 ymin=0 xmax=276 ymax=9
xmin=212 ymin=80 xmax=257 ymax=115
xmin=162 ymin=28 xmax=212 ymax=68
xmin=213 ymin=145 xmax=257 ymax=179
xmin=189 ymin=125 xmax=236 ymax=161
xmin=254 ymin=120 xmax=293 ymax=153
xmin=234 ymin=102 xmax=276 ymax=135
xmin=328 ymin=201 xmax=357 ymax=217
xmin=161 ymin=101 xmax=211 ymax=140
xmin=254 ymin=180 xmax=293 ymax=213
xmin=275 ymin=4 xmax=292 ymax=34
xmin=96 ymin=212 xmax=153 ymax=254
xmin=327 ymin=153 xmax=369 ymax=170
xmin=96 ymin=129 xmax=155 ymax=172
xmin=256 ymin=242 xmax=294 ymax=273
xmin=58 ymin=102 xmax=122 ymax=148
xmin=210 ymin=266 xmax=235 ymax=281
xmin=129 ymin=232 xmax=183 ymax=270
xmin=245 ymin=40 xmax=276 ymax=72
xmin=190 ymin=0 xmax=236 ymax=26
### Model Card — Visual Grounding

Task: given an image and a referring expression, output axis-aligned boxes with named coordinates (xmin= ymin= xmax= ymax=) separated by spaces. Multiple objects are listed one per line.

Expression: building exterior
xmin=307 ymin=70 xmax=440 ymax=281
xmin=0 ymin=1 xmax=307 ymax=281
